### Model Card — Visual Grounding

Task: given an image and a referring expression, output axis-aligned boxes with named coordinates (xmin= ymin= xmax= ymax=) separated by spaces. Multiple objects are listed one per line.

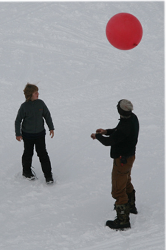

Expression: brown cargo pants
xmin=111 ymin=155 xmax=135 ymax=205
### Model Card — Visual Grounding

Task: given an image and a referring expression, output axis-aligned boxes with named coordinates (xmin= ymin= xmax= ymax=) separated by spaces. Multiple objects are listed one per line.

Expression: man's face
xmin=31 ymin=91 xmax=39 ymax=101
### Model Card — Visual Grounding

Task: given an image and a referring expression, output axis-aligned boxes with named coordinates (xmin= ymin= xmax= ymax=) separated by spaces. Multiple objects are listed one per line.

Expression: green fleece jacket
xmin=15 ymin=99 xmax=54 ymax=136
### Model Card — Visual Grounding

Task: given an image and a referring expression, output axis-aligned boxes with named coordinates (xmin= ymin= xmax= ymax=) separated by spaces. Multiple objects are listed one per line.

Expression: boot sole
xmin=106 ymin=225 xmax=131 ymax=231
xmin=46 ymin=180 xmax=54 ymax=184
xmin=106 ymin=221 xmax=131 ymax=230
xmin=23 ymin=175 xmax=36 ymax=181
xmin=114 ymin=226 xmax=131 ymax=231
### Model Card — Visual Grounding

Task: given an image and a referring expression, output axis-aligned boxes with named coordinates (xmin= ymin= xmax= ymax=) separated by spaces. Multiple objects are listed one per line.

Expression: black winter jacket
xmin=96 ymin=113 xmax=139 ymax=159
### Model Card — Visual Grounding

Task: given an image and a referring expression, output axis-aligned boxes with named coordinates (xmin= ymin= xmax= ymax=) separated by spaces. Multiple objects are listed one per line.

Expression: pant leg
xmin=35 ymin=135 xmax=52 ymax=178
xmin=111 ymin=156 xmax=135 ymax=205
xmin=126 ymin=169 xmax=134 ymax=195
xmin=22 ymin=137 xmax=35 ymax=174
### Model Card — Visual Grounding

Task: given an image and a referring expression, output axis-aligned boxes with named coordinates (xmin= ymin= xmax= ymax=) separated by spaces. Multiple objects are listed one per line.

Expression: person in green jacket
xmin=15 ymin=83 xmax=54 ymax=184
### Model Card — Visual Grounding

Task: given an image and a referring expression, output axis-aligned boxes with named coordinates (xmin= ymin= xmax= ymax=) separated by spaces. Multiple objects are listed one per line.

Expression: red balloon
xmin=106 ymin=13 xmax=143 ymax=50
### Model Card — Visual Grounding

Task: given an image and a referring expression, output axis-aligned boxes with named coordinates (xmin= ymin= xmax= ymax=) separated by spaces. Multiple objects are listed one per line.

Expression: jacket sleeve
xmin=95 ymin=133 xmax=112 ymax=146
xmin=15 ymin=105 xmax=24 ymax=136
xmin=96 ymin=127 xmax=129 ymax=146
xmin=42 ymin=102 xmax=54 ymax=131
xmin=106 ymin=128 xmax=116 ymax=135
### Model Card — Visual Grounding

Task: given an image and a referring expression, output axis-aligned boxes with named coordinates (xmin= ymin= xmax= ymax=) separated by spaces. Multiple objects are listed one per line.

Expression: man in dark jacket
xmin=91 ymin=99 xmax=139 ymax=230
xmin=15 ymin=83 xmax=54 ymax=184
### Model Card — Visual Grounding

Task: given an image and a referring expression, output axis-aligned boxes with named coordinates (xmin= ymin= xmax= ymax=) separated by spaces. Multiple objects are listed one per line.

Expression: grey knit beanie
xmin=120 ymin=99 xmax=133 ymax=111
xmin=117 ymin=99 xmax=133 ymax=117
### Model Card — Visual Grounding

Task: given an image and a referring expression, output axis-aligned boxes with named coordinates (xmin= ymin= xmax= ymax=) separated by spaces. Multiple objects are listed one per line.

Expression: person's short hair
xmin=23 ymin=83 xmax=38 ymax=101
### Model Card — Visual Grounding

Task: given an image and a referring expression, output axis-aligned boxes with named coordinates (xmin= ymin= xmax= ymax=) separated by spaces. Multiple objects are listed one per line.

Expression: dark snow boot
xmin=22 ymin=169 xmax=36 ymax=180
xmin=106 ymin=203 xmax=131 ymax=230
xmin=113 ymin=190 xmax=138 ymax=214
xmin=127 ymin=189 xmax=138 ymax=214
xmin=45 ymin=174 xmax=54 ymax=184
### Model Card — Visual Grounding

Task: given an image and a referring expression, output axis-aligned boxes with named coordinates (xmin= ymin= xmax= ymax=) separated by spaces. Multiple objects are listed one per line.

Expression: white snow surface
xmin=0 ymin=2 xmax=164 ymax=250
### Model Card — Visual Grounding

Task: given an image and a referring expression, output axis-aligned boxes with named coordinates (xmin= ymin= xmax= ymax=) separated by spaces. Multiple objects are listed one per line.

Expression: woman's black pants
xmin=22 ymin=135 xmax=52 ymax=178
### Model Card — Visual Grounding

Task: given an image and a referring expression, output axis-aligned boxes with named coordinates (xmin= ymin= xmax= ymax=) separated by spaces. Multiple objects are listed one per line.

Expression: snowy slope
xmin=0 ymin=2 xmax=164 ymax=250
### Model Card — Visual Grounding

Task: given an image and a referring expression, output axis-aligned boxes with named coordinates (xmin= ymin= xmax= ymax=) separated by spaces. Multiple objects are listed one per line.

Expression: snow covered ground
xmin=0 ymin=2 xmax=164 ymax=250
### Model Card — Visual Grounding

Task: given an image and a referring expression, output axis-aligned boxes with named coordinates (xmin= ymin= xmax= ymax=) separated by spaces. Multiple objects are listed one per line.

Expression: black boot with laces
xmin=106 ymin=203 xmax=131 ymax=230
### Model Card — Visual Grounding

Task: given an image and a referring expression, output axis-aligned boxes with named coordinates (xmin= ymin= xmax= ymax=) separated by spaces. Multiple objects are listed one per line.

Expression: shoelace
xmin=31 ymin=166 xmax=38 ymax=179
